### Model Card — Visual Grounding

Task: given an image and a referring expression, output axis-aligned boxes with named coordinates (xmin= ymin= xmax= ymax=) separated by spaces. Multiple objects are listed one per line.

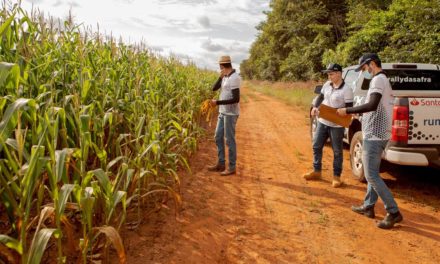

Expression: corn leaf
xmin=0 ymin=98 xmax=36 ymax=152
xmin=55 ymin=149 xmax=74 ymax=183
xmin=0 ymin=235 xmax=22 ymax=254
xmin=56 ymin=184 xmax=75 ymax=217
xmin=90 ymin=168 xmax=111 ymax=194
xmin=26 ymin=228 xmax=59 ymax=264
xmin=93 ymin=226 xmax=126 ymax=264
xmin=0 ymin=11 xmax=16 ymax=37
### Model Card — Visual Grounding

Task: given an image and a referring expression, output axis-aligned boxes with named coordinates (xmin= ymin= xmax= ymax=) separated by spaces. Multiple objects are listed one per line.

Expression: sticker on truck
xmin=408 ymin=98 xmax=440 ymax=144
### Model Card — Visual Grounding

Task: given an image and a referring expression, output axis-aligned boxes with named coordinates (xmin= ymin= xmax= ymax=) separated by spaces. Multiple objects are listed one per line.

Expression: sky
xmin=21 ymin=0 xmax=270 ymax=71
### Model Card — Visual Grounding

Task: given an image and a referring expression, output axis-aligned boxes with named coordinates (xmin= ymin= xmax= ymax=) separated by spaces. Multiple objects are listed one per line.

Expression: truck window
xmin=343 ymin=69 xmax=358 ymax=91
xmin=361 ymin=70 xmax=440 ymax=91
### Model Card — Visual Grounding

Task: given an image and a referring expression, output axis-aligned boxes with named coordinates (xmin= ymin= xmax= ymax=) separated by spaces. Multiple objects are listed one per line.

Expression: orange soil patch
xmin=125 ymin=86 xmax=440 ymax=264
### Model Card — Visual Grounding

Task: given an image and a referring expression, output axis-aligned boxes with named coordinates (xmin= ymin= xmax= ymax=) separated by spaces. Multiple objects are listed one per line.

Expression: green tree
xmin=323 ymin=0 xmax=440 ymax=65
xmin=381 ymin=0 xmax=440 ymax=63
xmin=243 ymin=0 xmax=439 ymax=81
xmin=243 ymin=0 xmax=348 ymax=81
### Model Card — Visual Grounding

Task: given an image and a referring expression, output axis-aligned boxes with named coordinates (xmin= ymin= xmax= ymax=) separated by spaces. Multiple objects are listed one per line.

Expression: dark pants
xmin=312 ymin=121 xmax=345 ymax=176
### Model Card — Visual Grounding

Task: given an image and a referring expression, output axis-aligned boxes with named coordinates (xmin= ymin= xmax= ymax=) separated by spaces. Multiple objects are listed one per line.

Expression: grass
xmin=244 ymin=80 xmax=319 ymax=112
xmin=240 ymin=93 xmax=250 ymax=103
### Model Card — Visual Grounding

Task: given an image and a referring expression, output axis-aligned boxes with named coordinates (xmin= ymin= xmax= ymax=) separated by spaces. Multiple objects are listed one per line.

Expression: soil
xmin=124 ymin=86 xmax=440 ymax=264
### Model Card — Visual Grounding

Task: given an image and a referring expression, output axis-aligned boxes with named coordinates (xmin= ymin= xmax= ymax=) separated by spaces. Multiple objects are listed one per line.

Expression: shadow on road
xmin=381 ymin=163 xmax=440 ymax=209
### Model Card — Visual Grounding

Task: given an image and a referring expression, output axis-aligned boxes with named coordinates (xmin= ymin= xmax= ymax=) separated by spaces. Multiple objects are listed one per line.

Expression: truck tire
xmin=350 ymin=131 xmax=366 ymax=182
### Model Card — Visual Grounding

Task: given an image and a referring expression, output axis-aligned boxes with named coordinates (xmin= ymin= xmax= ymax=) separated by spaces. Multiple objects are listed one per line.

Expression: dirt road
xmin=125 ymin=87 xmax=440 ymax=264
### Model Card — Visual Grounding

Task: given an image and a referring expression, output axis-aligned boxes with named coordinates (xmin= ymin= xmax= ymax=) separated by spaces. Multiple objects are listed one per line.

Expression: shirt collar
xmin=374 ymin=71 xmax=387 ymax=77
xmin=330 ymin=80 xmax=345 ymax=90
xmin=225 ymin=69 xmax=236 ymax=77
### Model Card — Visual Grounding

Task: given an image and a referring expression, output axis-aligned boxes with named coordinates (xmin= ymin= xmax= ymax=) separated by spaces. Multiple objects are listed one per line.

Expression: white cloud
xmin=53 ymin=0 xmax=63 ymax=7
xmin=26 ymin=0 xmax=44 ymax=3
xmin=159 ymin=0 xmax=217 ymax=5
xmin=201 ymin=39 xmax=224 ymax=52
xmin=197 ymin=16 xmax=211 ymax=29
xmin=21 ymin=0 xmax=269 ymax=70
xmin=67 ymin=1 xmax=80 ymax=8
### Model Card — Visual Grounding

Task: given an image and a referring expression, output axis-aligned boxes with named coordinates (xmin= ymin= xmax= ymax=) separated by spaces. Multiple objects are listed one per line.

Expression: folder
xmin=318 ymin=104 xmax=352 ymax=128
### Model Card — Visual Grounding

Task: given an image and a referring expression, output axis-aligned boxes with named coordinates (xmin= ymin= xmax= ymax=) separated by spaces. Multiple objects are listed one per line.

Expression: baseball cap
xmin=321 ymin=63 xmax=342 ymax=73
xmin=355 ymin=53 xmax=381 ymax=72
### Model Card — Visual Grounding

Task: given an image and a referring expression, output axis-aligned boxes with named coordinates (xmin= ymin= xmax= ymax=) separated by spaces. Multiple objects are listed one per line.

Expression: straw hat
xmin=218 ymin=55 xmax=232 ymax=64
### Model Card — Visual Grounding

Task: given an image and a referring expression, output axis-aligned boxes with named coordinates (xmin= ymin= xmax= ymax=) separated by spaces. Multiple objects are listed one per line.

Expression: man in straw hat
xmin=303 ymin=63 xmax=354 ymax=188
xmin=207 ymin=55 xmax=241 ymax=176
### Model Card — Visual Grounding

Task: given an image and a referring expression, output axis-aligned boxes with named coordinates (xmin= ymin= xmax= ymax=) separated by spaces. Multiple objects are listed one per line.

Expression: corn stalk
xmin=0 ymin=3 xmax=216 ymax=263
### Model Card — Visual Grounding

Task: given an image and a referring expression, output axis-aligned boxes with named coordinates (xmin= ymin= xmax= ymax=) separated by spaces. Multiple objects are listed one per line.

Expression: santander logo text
xmin=421 ymin=99 xmax=440 ymax=106
xmin=410 ymin=98 xmax=440 ymax=107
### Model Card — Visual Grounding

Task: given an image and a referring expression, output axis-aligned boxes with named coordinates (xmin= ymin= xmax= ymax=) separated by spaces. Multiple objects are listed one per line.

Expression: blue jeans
xmin=215 ymin=114 xmax=238 ymax=170
xmin=312 ymin=121 xmax=345 ymax=176
xmin=362 ymin=139 xmax=399 ymax=214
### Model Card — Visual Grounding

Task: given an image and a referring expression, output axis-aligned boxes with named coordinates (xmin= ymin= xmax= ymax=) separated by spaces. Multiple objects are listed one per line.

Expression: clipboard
xmin=318 ymin=104 xmax=352 ymax=128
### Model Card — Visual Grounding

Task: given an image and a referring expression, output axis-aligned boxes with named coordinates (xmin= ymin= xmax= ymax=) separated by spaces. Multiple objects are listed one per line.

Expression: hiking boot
xmin=377 ymin=211 xmax=403 ymax=229
xmin=332 ymin=176 xmax=342 ymax=188
xmin=220 ymin=169 xmax=236 ymax=176
xmin=351 ymin=205 xmax=375 ymax=219
xmin=207 ymin=163 xmax=225 ymax=172
xmin=303 ymin=171 xmax=322 ymax=180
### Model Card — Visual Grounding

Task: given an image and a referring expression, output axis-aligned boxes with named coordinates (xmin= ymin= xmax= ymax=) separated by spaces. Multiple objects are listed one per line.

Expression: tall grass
xmin=0 ymin=3 xmax=216 ymax=263
xmin=245 ymin=80 xmax=318 ymax=111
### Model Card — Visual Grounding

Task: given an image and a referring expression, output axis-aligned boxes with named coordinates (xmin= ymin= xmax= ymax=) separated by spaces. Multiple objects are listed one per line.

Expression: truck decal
xmin=390 ymin=76 xmax=432 ymax=83
xmin=408 ymin=98 xmax=440 ymax=144
xmin=424 ymin=119 xmax=440 ymax=126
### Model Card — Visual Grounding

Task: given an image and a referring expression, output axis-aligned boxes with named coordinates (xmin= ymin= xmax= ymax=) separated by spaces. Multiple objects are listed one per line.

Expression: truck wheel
xmin=350 ymin=131 xmax=366 ymax=182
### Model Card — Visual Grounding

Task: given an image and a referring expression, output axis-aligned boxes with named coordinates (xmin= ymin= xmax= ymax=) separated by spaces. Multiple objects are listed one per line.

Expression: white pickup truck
xmin=311 ymin=63 xmax=440 ymax=181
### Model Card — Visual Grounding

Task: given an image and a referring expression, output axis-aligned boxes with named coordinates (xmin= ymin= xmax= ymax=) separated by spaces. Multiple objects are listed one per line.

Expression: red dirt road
xmin=126 ymin=87 xmax=440 ymax=264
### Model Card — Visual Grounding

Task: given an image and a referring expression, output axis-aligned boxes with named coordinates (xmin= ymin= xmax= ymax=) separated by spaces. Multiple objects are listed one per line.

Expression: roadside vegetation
xmin=0 ymin=4 xmax=216 ymax=263
xmin=241 ymin=0 xmax=440 ymax=81
xmin=245 ymin=80 xmax=317 ymax=111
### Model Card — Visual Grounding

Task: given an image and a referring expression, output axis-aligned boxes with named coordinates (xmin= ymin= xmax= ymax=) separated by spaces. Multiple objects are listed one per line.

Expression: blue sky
xmin=21 ymin=0 xmax=269 ymax=70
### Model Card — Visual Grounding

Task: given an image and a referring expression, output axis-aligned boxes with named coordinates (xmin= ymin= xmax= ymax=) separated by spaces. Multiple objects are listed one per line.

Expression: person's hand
xmin=210 ymin=99 xmax=217 ymax=107
xmin=337 ymin=108 xmax=347 ymax=116
xmin=219 ymin=68 xmax=226 ymax=78
xmin=311 ymin=107 xmax=319 ymax=116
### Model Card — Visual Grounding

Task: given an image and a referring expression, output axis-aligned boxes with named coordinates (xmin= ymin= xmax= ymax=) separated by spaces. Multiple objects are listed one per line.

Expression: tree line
xmin=240 ymin=0 xmax=440 ymax=81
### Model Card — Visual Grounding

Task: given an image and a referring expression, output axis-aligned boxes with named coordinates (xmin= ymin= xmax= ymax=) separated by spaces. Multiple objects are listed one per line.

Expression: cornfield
xmin=0 ymin=3 xmax=216 ymax=264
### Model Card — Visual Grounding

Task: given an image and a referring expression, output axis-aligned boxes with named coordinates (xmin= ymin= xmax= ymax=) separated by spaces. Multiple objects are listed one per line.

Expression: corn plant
xmin=0 ymin=2 xmax=216 ymax=263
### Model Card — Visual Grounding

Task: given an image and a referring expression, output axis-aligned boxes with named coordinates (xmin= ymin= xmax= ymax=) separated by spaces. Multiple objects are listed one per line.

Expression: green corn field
xmin=0 ymin=4 xmax=216 ymax=264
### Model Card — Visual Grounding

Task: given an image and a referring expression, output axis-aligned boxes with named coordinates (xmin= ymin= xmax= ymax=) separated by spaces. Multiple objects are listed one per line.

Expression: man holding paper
xmin=337 ymin=53 xmax=402 ymax=229
xmin=303 ymin=63 xmax=354 ymax=188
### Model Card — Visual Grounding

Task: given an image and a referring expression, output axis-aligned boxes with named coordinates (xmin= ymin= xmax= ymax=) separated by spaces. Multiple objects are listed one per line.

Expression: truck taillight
xmin=391 ymin=105 xmax=409 ymax=143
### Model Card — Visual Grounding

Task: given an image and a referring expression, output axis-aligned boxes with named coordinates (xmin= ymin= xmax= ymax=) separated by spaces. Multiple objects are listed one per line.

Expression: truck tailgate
xmin=408 ymin=98 xmax=440 ymax=144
